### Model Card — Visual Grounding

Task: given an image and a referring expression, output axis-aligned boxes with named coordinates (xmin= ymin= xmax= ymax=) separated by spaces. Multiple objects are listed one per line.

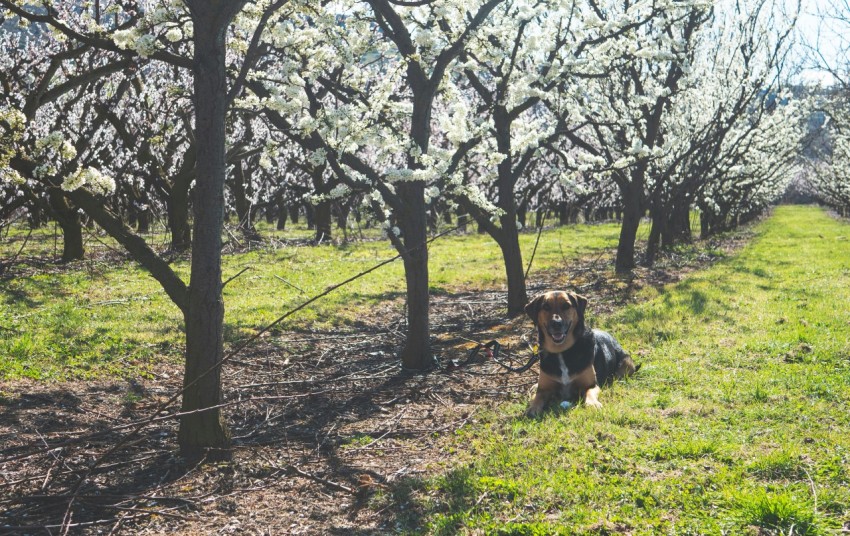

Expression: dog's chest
xmin=540 ymin=353 xmax=573 ymax=385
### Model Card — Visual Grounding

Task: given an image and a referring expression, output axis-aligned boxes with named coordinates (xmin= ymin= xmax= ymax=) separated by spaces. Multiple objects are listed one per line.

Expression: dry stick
xmin=273 ymin=273 xmax=305 ymax=293
xmin=0 ymin=226 xmax=33 ymax=274
xmin=46 ymin=222 xmax=467 ymax=533
xmin=222 ymin=266 xmax=251 ymax=289
xmin=286 ymin=465 xmax=353 ymax=494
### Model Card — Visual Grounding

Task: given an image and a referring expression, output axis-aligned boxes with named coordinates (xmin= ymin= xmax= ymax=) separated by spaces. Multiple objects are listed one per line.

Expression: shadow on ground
xmin=0 ymin=237 xmax=743 ymax=534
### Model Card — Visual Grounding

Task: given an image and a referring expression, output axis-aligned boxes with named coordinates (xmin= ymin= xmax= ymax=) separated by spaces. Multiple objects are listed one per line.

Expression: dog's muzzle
xmin=548 ymin=319 xmax=571 ymax=344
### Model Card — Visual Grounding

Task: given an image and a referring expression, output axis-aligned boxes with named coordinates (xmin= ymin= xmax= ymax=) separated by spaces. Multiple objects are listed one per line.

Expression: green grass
xmin=0 ymin=218 xmax=624 ymax=380
xmin=380 ymin=206 xmax=850 ymax=534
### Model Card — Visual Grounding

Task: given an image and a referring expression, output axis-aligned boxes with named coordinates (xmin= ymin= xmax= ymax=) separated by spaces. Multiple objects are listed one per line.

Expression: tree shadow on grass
xmin=0 ymin=238 xmax=749 ymax=534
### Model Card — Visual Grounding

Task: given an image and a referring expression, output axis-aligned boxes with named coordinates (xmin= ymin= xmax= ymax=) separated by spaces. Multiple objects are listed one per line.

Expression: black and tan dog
xmin=525 ymin=291 xmax=638 ymax=416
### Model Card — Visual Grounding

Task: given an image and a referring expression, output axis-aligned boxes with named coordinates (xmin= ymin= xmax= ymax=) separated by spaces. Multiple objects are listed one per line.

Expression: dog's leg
xmin=527 ymin=373 xmax=561 ymax=417
xmin=584 ymin=386 xmax=602 ymax=409
xmin=527 ymin=387 xmax=558 ymax=417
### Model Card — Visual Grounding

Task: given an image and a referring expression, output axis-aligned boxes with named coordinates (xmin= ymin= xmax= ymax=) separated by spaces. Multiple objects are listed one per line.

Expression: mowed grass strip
xmin=391 ymin=206 xmax=850 ymax=535
xmin=0 ymin=220 xmax=623 ymax=380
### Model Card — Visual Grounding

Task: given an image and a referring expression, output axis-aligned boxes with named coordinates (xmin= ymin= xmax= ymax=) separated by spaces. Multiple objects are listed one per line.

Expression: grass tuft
xmin=734 ymin=489 xmax=820 ymax=535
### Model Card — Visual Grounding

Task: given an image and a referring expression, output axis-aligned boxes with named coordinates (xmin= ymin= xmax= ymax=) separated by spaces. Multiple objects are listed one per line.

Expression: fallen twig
xmin=286 ymin=465 xmax=354 ymax=494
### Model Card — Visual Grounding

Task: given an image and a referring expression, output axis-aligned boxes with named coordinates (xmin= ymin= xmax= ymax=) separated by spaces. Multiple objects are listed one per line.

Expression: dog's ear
xmin=524 ymin=294 xmax=546 ymax=324
xmin=568 ymin=293 xmax=588 ymax=317
xmin=568 ymin=292 xmax=588 ymax=334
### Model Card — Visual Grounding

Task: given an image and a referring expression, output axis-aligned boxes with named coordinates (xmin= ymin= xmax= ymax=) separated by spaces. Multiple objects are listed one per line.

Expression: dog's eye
xmin=542 ymin=303 xmax=551 ymax=311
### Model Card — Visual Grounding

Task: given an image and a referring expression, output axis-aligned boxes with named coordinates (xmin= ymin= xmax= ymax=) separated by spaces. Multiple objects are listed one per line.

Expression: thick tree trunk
xmin=397 ymin=181 xmax=433 ymax=370
xmin=394 ymin=82 xmax=436 ymax=371
xmin=615 ymin=171 xmax=646 ymax=273
xmin=48 ymin=189 xmax=84 ymax=263
xmin=497 ymin=221 xmax=527 ymax=316
xmin=491 ymin=104 xmax=527 ymax=317
xmin=178 ymin=10 xmax=233 ymax=461
xmin=616 ymin=194 xmax=642 ymax=273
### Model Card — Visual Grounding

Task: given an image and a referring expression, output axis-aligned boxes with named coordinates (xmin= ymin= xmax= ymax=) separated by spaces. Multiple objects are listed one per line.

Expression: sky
xmin=792 ymin=0 xmax=847 ymax=85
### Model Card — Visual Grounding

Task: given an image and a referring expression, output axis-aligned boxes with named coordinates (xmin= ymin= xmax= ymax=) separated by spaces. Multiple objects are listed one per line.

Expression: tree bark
xmin=616 ymin=187 xmax=643 ymax=273
xmin=645 ymin=204 xmax=664 ymax=267
xmin=496 ymin=217 xmax=527 ymax=316
xmin=276 ymin=197 xmax=287 ymax=230
xmin=313 ymin=200 xmax=332 ymax=243
xmin=231 ymin=161 xmax=260 ymax=241
xmin=397 ymin=181 xmax=433 ymax=370
xmin=177 ymin=5 xmax=236 ymax=461
xmin=167 ymin=183 xmax=192 ymax=252
xmin=395 ymin=85 xmax=435 ymax=370
xmin=48 ymin=189 xmax=84 ymax=263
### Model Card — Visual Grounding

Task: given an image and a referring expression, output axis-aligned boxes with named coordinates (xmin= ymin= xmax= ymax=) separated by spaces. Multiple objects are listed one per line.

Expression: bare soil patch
xmin=0 ymin=230 xmax=751 ymax=535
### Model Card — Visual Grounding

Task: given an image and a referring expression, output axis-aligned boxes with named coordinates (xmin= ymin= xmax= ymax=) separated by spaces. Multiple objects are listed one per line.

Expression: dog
xmin=524 ymin=291 xmax=638 ymax=416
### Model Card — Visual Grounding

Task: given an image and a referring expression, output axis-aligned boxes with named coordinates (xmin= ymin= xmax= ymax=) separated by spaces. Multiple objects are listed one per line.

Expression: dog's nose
xmin=552 ymin=315 xmax=563 ymax=326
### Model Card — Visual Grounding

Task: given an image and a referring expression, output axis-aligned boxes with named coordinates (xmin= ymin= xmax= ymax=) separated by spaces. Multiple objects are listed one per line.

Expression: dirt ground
xmin=0 ymin=232 xmax=749 ymax=535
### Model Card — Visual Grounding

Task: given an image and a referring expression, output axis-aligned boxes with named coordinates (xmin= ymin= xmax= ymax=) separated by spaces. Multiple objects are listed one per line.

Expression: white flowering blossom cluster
xmin=62 ymin=166 xmax=116 ymax=195
xmin=803 ymin=102 xmax=850 ymax=215
xmin=0 ymin=0 xmax=819 ymax=266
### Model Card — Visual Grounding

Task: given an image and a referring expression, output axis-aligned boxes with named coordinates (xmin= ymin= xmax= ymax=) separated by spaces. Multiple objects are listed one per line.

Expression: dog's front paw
xmin=585 ymin=399 xmax=603 ymax=409
xmin=525 ymin=406 xmax=543 ymax=418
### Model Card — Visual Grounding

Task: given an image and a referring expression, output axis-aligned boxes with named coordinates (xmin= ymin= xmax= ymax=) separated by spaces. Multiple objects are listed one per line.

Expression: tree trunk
xmin=313 ymin=200 xmax=332 ymax=243
xmin=136 ymin=209 xmax=151 ymax=233
xmin=667 ymin=201 xmax=692 ymax=245
xmin=394 ymin=81 xmax=436 ymax=371
xmin=558 ymin=202 xmax=569 ymax=225
xmin=457 ymin=209 xmax=469 ymax=233
xmin=305 ymin=203 xmax=314 ymax=229
xmin=231 ymin=162 xmax=260 ymax=241
xmin=337 ymin=202 xmax=350 ymax=230
xmin=497 ymin=221 xmax=527 ymax=316
xmin=276 ymin=198 xmax=287 ymax=231
xmin=49 ymin=189 xmax=84 ymax=263
xmin=178 ymin=9 xmax=233 ymax=462
xmin=397 ymin=181 xmax=433 ymax=370
xmin=616 ymin=192 xmax=642 ymax=273
xmin=645 ymin=204 xmax=664 ymax=267
xmin=517 ymin=206 xmax=526 ymax=228
xmin=167 ymin=185 xmax=192 ymax=252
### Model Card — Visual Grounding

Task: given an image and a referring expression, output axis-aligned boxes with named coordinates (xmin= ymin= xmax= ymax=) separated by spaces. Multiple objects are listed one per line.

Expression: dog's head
xmin=525 ymin=291 xmax=587 ymax=353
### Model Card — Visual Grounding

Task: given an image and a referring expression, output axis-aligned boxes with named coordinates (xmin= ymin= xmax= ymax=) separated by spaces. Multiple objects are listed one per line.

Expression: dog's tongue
xmin=551 ymin=332 xmax=566 ymax=344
